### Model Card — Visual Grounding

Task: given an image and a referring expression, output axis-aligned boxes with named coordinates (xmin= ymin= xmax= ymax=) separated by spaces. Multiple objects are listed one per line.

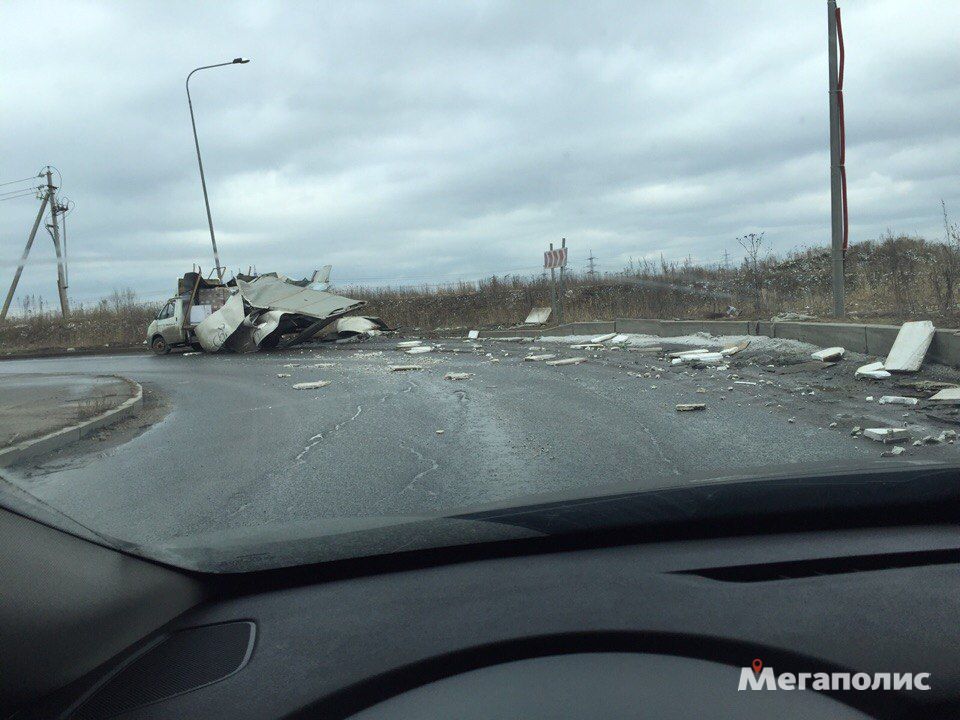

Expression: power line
xmin=0 ymin=190 xmax=41 ymax=202
xmin=0 ymin=176 xmax=38 ymax=188
xmin=0 ymin=184 xmax=42 ymax=197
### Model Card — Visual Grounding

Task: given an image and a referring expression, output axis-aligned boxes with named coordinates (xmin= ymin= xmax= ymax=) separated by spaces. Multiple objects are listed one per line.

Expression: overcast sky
xmin=2 ymin=0 xmax=960 ymax=307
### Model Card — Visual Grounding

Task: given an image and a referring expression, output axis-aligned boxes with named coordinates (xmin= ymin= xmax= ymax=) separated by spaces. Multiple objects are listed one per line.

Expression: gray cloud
xmin=2 ymin=0 xmax=959 ymax=306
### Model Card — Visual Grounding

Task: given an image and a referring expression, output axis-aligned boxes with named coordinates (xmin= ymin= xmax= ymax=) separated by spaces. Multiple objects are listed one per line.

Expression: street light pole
xmin=186 ymin=57 xmax=249 ymax=279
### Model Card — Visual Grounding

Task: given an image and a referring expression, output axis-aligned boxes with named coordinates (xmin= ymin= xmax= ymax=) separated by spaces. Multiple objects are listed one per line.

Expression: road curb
xmin=0 ymin=376 xmax=144 ymax=468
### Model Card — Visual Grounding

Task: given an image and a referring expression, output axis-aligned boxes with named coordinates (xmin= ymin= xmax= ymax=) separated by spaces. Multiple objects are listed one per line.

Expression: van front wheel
xmin=151 ymin=335 xmax=170 ymax=355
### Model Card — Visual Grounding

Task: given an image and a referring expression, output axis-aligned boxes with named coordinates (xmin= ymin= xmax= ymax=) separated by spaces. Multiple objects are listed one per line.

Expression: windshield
xmin=2 ymin=1 xmax=960 ymax=571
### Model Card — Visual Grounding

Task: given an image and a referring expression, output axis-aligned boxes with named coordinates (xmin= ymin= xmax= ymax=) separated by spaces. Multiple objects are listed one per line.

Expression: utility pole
xmin=1 ymin=188 xmax=49 ymax=320
xmin=45 ymin=169 xmax=70 ymax=317
xmin=587 ymin=249 xmax=596 ymax=279
xmin=828 ymin=0 xmax=844 ymax=316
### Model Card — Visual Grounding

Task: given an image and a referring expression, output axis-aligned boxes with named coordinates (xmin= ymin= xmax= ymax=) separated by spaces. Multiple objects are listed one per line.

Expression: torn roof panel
xmin=236 ymin=274 xmax=365 ymax=320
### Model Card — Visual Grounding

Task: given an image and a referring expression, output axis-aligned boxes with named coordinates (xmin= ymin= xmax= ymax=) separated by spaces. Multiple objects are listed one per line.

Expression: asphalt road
xmin=0 ymin=336 xmax=957 ymax=545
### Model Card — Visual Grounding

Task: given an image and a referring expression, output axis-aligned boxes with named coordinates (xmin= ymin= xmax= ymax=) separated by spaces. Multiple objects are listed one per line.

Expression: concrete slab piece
xmin=811 ymin=347 xmax=845 ymax=361
xmin=545 ymin=357 xmax=587 ymax=366
xmin=855 ymin=361 xmax=889 ymax=379
xmin=929 ymin=388 xmax=960 ymax=403
xmin=524 ymin=307 xmax=552 ymax=325
xmin=884 ymin=320 xmax=935 ymax=372
xmin=864 ymin=428 xmax=910 ymax=443
xmin=292 ymin=380 xmax=331 ymax=390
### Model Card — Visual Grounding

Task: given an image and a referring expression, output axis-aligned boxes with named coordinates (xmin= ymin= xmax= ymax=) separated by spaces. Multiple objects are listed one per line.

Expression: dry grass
xmin=0 ymin=288 xmax=158 ymax=355
xmin=350 ymin=232 xmax=960 ymax=330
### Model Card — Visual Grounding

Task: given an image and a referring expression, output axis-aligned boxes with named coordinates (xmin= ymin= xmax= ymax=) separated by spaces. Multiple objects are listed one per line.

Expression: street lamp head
xmin=233 ymin=57 xmax=250 ymax=64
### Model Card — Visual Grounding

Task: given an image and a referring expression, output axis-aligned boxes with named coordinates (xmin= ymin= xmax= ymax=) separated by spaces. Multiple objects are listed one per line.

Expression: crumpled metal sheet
xmin=195 ymin=292 xmax=246 ymax=352
xmin=237 ymin=275 xmax=365 ymax=320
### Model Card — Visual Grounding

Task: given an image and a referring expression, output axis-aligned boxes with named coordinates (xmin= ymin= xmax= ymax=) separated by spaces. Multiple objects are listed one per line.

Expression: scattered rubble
xmin=545 ymin=357 xmax=587 ymax=366
xmin=878 ymin=396 xmax=919 ymax=406
xmin=676 ymin=403 xmax=706 ymax=412
xmin=855 ymin=361 xmax=891 ymax=380
xmin=444 ymin=372 xmax=472 ymax=381
xmin=863 ymin=428 xmax=910 ymax=443
xmin=406 ymin=346 xmax=435 ymax=355
xmin=524 ymin=354 xmax=557 ymax=361
xmin=720 ymin=340 xmax=750 ymax=356
xmin=881 ymin=446 xmax=906 ymax=457
xmin=915 ymin=430 xmax=957 ymax=445
xmin=468 ymin=330 xmax=480 ymax=340
xmin=390 ymin=365 xmax=423 ymax=372
xmin=590 ymin=332 xmax=617 ymax=343
xmin=276 ymin=373 xmax=291 ymax=378
xmin=671 ymin=352 xmax=723 ymax=365
xmin=811 ymin=346 xmax=845 ymax=361
xmin=898 ymin=380 xmax=957 ymax=394
xmin=771 ymin=312 xmax=817 ymax=322
xmin=884 ymin=320 xmax=934 ymax=372
xmin=396 ymin=340 xmax=422 ymax=349
xmin=292 ymin=380 xmax=331 ymax=390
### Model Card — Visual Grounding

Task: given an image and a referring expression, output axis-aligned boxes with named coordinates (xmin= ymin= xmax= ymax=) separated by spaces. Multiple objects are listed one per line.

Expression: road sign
xmin=544 ymin=247 xmax=567 ymax=269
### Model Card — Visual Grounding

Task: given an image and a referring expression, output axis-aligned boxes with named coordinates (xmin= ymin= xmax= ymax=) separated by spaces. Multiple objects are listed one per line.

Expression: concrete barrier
xmin=864 ymin=325 xmax=900 ymax=357
xmin=930 ymin=330 xmax=960 ymax=366
xmin=614 ymin=318 xmax=661 ymax=335
xmin=755 ymin=321 xmax=775 ymax=337
xmin=773 ymin=322 xmax=868 ymax=353
xmin=478 ymin=328 xmax=542 ymax=339
xmin=655 ymin=320 xmax=752 ymax=337
xmin=543 ymin=321 xmax=616 ymax=337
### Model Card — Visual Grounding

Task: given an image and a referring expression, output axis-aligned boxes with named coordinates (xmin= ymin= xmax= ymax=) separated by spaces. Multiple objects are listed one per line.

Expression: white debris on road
xmin=811 ymin=346 xmax=845 ymax=361
xmin=292 ymin=380 xmax=331 ymax=390
xmin=444 ymin=372 xmax=472 ymax=380
xmin=467 ymin=330 xmax=479 ymax=340
xmin=524 ymin=354 xmax=557 ymax=361
xmin=877 ymin=395 xmax=919 ymax=406
xmin=590 ymin=332 xmax=617 ymax=343
xmin=863 ymin=428 xmax=910 ymax=443
xmin=276 ymin=373 xmax=291 ymax=378
xmin=855 ymin=361 xmax=891 ymax=379
xmin=406 ymin=345 xmax=435 ymax=354
xmin=928 ymin=388 xmax=960 ymax=403
xmin=884 ymin=320 xmax=935 ymax=372
xmin=720 ymin=340 xmax=750 ymax=356
xmin=671 ymin=352 xmax=724 ymax=365
xmin=545 ymin=357 xmax=587 ymax=366
xmin=609 ymin=334 xmax=630 ymax=344
xmin=396 ymin=340 xmax=422 ymax=349
xmin=881 ymin=446 xmax=906 ymax=457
